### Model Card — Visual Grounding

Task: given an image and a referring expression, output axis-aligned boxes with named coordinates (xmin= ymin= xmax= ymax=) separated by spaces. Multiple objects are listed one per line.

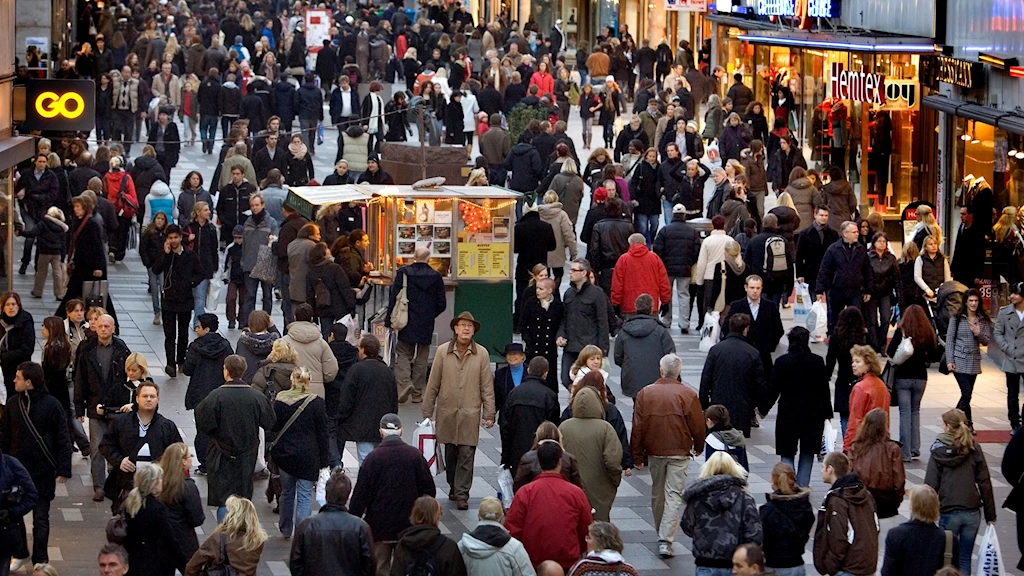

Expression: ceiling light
xmin=1017 ymin=152 xmax=1024 ymax=159
xmin=1011 ymin=149 xmax=1018 ymax=157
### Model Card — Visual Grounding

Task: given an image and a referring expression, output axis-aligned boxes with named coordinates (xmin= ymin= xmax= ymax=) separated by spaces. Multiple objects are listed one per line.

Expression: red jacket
xmin=505 ymin=471 xmax=593 ymax=571
xmin=610 ymin=243 xmax=672 ymax=313
xmin=528 ymin=71 xmax=555 ymax=99
xmin=104 ymin=170 xmax=138 ymax=219
xmin=843 ymin=373 xmax=890 ymax=450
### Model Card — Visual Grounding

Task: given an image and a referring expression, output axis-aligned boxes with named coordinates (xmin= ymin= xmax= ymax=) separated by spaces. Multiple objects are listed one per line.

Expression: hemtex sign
xmin=829 ymin=63 xmax=886 ymax=105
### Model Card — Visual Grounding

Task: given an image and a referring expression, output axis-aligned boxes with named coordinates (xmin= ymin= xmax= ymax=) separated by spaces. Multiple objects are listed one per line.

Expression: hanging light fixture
xmin=1010 ymin=148 xmax=1018 ymax=157
xmin=1017 ymin=151 xmax=1024 ymax=160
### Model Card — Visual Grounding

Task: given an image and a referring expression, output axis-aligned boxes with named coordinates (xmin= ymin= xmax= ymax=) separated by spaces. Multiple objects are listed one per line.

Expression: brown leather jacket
xmin=513 ymin=449 xmax=584 ymax=493
xmin=849 ymin=439 xmax=906 ymax=519
xmin=630 ymin=378 xmax=707 ymax=461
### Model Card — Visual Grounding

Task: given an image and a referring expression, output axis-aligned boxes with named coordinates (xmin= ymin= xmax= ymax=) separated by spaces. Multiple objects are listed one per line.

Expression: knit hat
xmin=686 ymin=120 xmax=698 ymax=131
xmin=593 ymin=187 xmax=608 ymax=203
xmin=672 ymin=204 xmax=687 ymax=214
xmin=232 ymin=225 xmax=244 ymax=237
xmin=523 ymin=200 xmax=540 ymax=213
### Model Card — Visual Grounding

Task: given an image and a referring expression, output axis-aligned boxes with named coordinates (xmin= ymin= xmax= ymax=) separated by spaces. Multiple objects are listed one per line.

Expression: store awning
xmin=0 ymin=136 xmax=35 ymax=173
xmin=922 ymin=94 xmax=1024 ymax=136
xmin=726 ymin=29 xmax=938 ymax=53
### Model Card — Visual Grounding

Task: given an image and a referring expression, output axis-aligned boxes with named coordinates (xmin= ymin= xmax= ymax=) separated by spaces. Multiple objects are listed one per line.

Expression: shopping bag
xmin=820 ymin=419 xmax=838 ymax=456
xmin=808 ymin=301 xmax=828 ymax=343
xmin=314 ymin=467 xmax=330 ymax=507
xmin=413 ymin=419 xmax=446 ymax=476
xmin=698 ymin=311 xmax=720 ymax=353
xmin=207 ymin=280 xmax=222 ymax=312
xmin=763 ymin=190 xmax=779 ymax=212
xmin=706 ymin=141 xmax=721 ymax=165
xmin=316 ymin=122 xmax=325 ymax=145
xmin=339 ymin=314 xmax=359 ymax=344
xmin=891 ymin=336 xmax=915 ymax=366
xmin=793 ymin=282 xmax=812 ymax=326
xmin=775 ymin=334 xmax=789 ymax=355
xmin=83 ymin=280 xmax=109 ymax=310
xmin=249 ymin=245 xmax=276 ymax=283
xmin=978 ymin=524 xmax=1007 ymax=576
xmin=497 ymin=469 xmax=514 ymax=509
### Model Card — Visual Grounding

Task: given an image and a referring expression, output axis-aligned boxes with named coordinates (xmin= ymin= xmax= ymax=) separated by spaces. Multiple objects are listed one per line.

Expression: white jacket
xmin=694 ymin=229 xmax=734 ymax=283
xmin=457 ymin=521 xmax=536 ymax=576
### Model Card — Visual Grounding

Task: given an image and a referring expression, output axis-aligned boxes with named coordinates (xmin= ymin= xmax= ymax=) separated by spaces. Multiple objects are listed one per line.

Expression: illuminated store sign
xmin=933 ymin=56 xmax=985 ymax=89
xmin=24 ymin=79 xmax=95 ymax=131
xmin=756 ymin=0 xmax=838 ymax=18
xmin=829 ymin=63 xmax=886 ymax=104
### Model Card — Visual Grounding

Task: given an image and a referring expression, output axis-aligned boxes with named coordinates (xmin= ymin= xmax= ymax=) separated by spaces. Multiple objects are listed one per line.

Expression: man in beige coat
xmin=422 ymin=311 xmax=496 ymax=510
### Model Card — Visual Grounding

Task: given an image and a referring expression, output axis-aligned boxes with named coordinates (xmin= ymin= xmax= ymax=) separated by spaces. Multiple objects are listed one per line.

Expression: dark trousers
xmin=1007 ymin=373 xmax=1023 ymax=428
xmin=20 ymin=213 xmax=37 ymax=267
xmin=826 ymin=289 xmax=862 ymax=334
xmin=487 ymin=167 xmax=508 ymax=187
xmin=953 ymin=372 xmax=977 ymax=425
xmin=561 ymin=348 xmax=580 ymax=390
xmin=199 ymin=115 xmax=218 ymax=153
xmin=221 ymin=115 xmax=238 ymax=140
xmin=244 ymin=275 xmax=274 ymax=325
xmin=112 ymin=215 xmax=133 ymax=261
xmin=111 ymin=109 xmax=133 ymax=149
xmin=162 ymin=309 xmax=191 ymax=366
xmin=28 ymin=498 xmax=50 ymax=563
xmin=68 ymin=410 xmax=90 ymax=452
xmin=194 ymin=415 xmax=209 ymax=469
xmin=226 ymin=281 xmax=246 ymax=323
xmin=444 ymin=444 xmax=476 ymax=500
xmin=863 ymin=294 xmax=892 ymax=352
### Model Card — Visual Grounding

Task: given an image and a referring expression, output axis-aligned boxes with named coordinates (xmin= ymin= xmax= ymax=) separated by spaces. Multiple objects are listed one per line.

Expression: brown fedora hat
xmin=450 ymin=311 xmax=481 ymax=332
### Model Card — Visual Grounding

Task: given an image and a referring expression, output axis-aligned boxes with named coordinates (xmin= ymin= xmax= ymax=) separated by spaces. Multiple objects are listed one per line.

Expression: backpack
xmin=764 ymin=235 xmax=788 ymax=278
xmin=404 ymin=534 xmax=446 ymax=576
xmin=313 ymin=276 xmax=332 ymax=311
xmin=114 ymin=174 xmax=138 ymax=218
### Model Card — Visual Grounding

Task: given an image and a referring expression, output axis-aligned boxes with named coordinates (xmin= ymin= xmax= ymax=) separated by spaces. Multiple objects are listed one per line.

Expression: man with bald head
xmin=387 ymin=246 xmax=447 ymax=403
xmin=73 ymin=313 xmax=132 ymax=501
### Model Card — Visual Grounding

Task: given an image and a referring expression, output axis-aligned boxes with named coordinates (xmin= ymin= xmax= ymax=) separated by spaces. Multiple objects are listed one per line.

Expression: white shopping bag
xmin=763 ymin=191 xmax=779 ymax=213
xmin=979 ymin=524 xmax=1007 ymax=576
xmin=793 ymin=282 xmax=812 ymax=326
xmin=413 ymin=419 xmax=446 ymax=476
xmin=808 ymin=301 xmax=828 ymax=343
xmin=497 ymin=469 xmax=514 ymax=509
xmin=314 ymin=467 xmax=330 ymax=507
xmin=207 ymin=280 xmax=222 ymax=312
xmin=339 ymin=314 xmax=359 ymax=345
xmin=820 ymin=419 xmax=838 ymax=456
xmin=698 ymin=311 xmax=721 ymax=353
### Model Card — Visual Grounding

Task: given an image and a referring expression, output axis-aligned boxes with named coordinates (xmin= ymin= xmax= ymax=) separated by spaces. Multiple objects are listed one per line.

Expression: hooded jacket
xmin=336 ymin=357 xmax=398 ymax=442
xmin=924 ymin=433 xmax=997 ymax=521
xmin=0 ymin=387 xmax=73 ymax=501
xmin=143 ymin=180 xmax=178 ymax=226
xmin=613 ymin=315 xmax=675 ymax=397
xmin=610 ymin=243 xmax=672 ymax=313
xmin=21 ymin=214 xmax=69 ymax=255
xmin=280 ymin=322 xmax=340 ymax=398
xmin=390 ymin=525 xmax=467 ymax=576
xmin=235 ymin=330 xmax=279 ymax=383
xmin=538 ymin=202 xmax=577 ymax=268
xmin=568 ymin=550 xmax=641 ymax=576
xmin=457 ymin=521 xmax=535 ymax=576
xmin=813 ymin=473 xmax=879 ymax=576
xmin=558 ymin=388 xmax=622 ymax=521
xmin=681 ymin=474 xmax=763 ymax=567
xmin=785 ymin=177 xmax=821 ymax=234
xmin=824 ymin=179 xmax=858 ymax=233
xmin=182 ymin=332 xmax=233 ymax=410
xmin=759 ymin=489 xmax=814 ymax=568
xmin=503 ymin=143 xmax=545 ymax=193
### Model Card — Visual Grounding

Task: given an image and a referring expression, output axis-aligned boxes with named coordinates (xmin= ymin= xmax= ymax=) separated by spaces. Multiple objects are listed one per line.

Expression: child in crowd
xmin=24 ymin=206 xmax=69 ymax=299
xmin=224 ymin=225 xmax=246 ymax=330
xmin=704 ymin=404 xmax=749 ymax=470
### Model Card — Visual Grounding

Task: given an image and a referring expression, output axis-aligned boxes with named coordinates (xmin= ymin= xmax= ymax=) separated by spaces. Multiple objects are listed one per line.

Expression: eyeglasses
xmin=569 ymin=268 xmax=584 ymax=273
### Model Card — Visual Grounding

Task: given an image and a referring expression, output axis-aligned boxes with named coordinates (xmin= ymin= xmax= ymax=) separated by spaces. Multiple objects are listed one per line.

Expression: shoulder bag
xmin=267 ymin=395 xmax=317 ymax=453
xmin=201 ymin=533 xmax=238 ymax=576
xmin=390 ymin=270 xmax=409 ymax=331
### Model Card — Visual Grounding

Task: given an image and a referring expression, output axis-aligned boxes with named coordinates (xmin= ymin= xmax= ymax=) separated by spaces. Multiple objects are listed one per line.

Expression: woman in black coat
xmin=519 ymin=279 xmax=564 ymax=392
xmin=764 ymin=327 xmax=832 ymax=487
xmin=58 ymin=195 xmax=108 ymax=315
xmin=0 ymin=291 xmax=35 ymax=401
xmin=759 ymin=463 xmax=815 ymax=573
xmin=123 ymin=466 xmax=177 ymax=576
xmin=384 ymin=93 xmax=411 ymax=142
xmin=156 ymin=442 xmax=205 ymax=573
xmin=306 ymin=242 xmax=357 ymax=340
xmin=184 ymin=201 xmax=218 ymax=280
xmin=140 ymin=212 xmax=168 ymax=322
xmin=444 ymin=94 xmax=465 ymax=145
xmin=285 ymin=133 xmax=315 ymax=187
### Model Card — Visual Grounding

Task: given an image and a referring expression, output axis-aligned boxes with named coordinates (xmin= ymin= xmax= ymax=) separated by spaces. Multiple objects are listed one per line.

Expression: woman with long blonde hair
xmin=123 ymin=465 xmax=177 ymax=576
xmin=681 ymin=452 xmax=759 ymax=564
xmin=157 ymin=443 xmax=204 ymax=573
xmin=186 ymin=496 xmax=266 ymax=576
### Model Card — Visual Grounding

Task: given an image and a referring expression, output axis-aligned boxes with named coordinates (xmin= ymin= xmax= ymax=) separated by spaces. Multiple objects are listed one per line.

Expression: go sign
xmin=24 ymin=79 xmax=95 ymax=131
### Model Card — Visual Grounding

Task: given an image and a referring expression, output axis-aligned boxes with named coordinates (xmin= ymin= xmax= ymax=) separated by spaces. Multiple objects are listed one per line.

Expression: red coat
xmin=610 ymin=243 xmax=672 ymax=313
xmin=528 ymin=71 xmax=555 ymax=99
xmin=505 ymin=471 xmax=592 ymax=571
xmin=104 ymin=170 xmax=138 ymax=219
xmin=843 ymin=373 xmax=891 ymax=450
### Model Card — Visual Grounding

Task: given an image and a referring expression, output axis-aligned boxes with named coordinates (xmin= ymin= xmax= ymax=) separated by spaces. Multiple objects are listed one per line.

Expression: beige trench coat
xmin=422 ymin=340 xmax=496 ymax=446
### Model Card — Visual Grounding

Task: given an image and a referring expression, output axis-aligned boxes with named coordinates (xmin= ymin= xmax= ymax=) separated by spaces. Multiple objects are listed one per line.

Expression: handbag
xmin=881 ymin=362 xmax=899 ymax=406
xmin=106 ymin=513 xmax=128 ymax=544
xmin=207 ymin=279 xmax=223 ymax=312
xmin=390 ymin=272 xmax=409 ymax=331
xmin=891 ymin=335 xmax=914 ymax=366
xmin=943 ymin=530 xmax=954 ymax=568
xmin=200 ymin=533 xmax=238 ymax=576
xmin=267 ymin=395 xmax=316 ymax=453
xmin=83 ymin=280 xmax=109 ymax=309
xmin=249 ymin=245 xmax=276 ymax=283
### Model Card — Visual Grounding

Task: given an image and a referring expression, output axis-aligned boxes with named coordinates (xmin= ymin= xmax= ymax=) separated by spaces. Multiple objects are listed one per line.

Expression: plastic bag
xmin=207 ymin=280 xmax=222 ymax=312
xmin=413 ymin=419 xmax=446 ymax=476
xmin=497 ymin=469 xmax=514 ymax=509
xmin=763 ymin=191 xmax=779 ymax=213
xmin=314 ymin=467 xmax=330 ymax=507
xmin=978 ymin=524 xmax=1006 ymax=576
xmin=775 ymin=334 xmax=789 ymax=354
xmin=891 ymin=336 xmax=915 ymax=366
xmin=339 ymin=314 xmax=359 ymax=345
xmin=808 ymin=301 xmax=828 ymax=343
xmin=820 ymin=419 xmax=838 ymax=456
xmin=706 ymin=141 xmax=721 ymax=165
xmin=793 ymin=282 xmax=812 ymax=326
xmin=699 ymin=311 xmax=720 ymax=353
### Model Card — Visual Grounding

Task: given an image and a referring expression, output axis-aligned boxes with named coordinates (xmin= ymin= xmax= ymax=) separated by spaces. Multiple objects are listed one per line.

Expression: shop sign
xmin=880 ymin=79 xmax=919 ymax=111
xmin=24 ymin=79 xmax=95 ymax=131
xmin=902 ymin=201 xmax=936 ymax=247
xmin=756 ymin=0 xmax=838 ymax=18
xmin=934 ymin=56 xmax=985 ymax=90
xmin=828 ymin=63 xmax=886 ymax=105
xmin=666 ymin=0 xmax=707 ymax=11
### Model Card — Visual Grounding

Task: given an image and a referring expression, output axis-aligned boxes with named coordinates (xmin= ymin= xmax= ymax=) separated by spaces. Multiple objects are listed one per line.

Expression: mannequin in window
xmin=969 ymin=178 xmax=994 ymax=232
xmin=871 ymin=110 xmax=893 ymax=197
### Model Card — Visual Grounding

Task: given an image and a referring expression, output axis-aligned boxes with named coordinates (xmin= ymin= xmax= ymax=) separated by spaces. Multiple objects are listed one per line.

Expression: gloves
xmin=659 ymin=303 xmax=671 ymax=317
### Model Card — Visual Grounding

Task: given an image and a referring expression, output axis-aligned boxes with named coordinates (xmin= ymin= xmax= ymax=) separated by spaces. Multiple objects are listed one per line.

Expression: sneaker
xmin=658 ymin=542 xmax=675 ymax=558
xmin=153 ymin=314 xmax=161 ymax=325
xmin=10 ymin=557 xmax=30 ymax=572
xmin=165 ymin=364 xmax=176 ymax=377
xmin=194 ymin=466 xmax=207 ymax=476
xmin=228 ymin=321 xmax=236 ymax=330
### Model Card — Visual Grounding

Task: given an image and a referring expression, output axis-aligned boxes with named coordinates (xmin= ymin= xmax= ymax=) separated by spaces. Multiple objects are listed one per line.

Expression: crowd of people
xmin=2 ymin=0 xmax=1024 ymax=574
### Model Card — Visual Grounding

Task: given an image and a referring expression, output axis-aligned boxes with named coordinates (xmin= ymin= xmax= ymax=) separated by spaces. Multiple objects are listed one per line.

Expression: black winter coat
xmin=151 ymin=248 xmax=205 ymax=312
xmin=759 ymin=490 xmax=815 ymax=569
xmin=499 ymin=376 xmax=561 ymax=469
xmin=390 ymin=526 xmax=467 ymax=576
xmin=185 ymin=221 xmax=219 ymax=279
xmin=868 ymin=249 xmax=902 ymax=299
xmin=558 ymin=280 xmax=611 ymax=354
xmin=306 ymin=261 xmax=356 ymax=320
xmin=139 ymin=228 xmax=166 ymax=269
xmin=588 ymin=216 xmax=632 ymax=271
xmin=699 ymin=334 xmax=767 ymax=437
xmin=816 ymin=240 xmax=871 ymax=295
xmin=514 ymin=212 xmax=556 ymax=277
xmin=129 ymin=156 xmax=167 ymax=206
xmin=348 ymin=435 xmax=436 ymax=543
xmin=252 ymin=146 xmax=289 ymax=182
xmin=0 ymin=309 xmax=36 ymax=392
xmin=289 ymin=504 xmax=375 ymax=576
xmin=764 ymin=349 xmax=832 ymax=457
xmin=0 ymin=453 xmax=38 ymax=559
xmin=297 ymin=83 xmax=324 ymax=120
xmin=653 ymin=218 xmax=699 ymax=277
xmin=795 ymin=225 xmax=840 ymax=295
xmin=629 ymin=160 xmax=661 ymax=215
xmin=285 ymin=152 xmax=315 ymax=187
xmin=614 ymin=125 xmax=648 ymax=161
xmin=336 ymin=358 xmax=398 ymax=442
xmin=146 ymin=123 xmax=180 ymax=169
xmin=197 ymin=78 xmax=221 ymax=115
xmin=99 ymin=410 xmax=182 ymax=501
xmin=274 ymin=80 xmax=298 ymax=122
xmin=162 ymin=478 xmax=205 ymax=570
xmin=477 ymin=86 xmax=504 ymax=117
xmin=520 ymin=293 xmax=564 ymax=364
xmin=182 ymin=333 xmax=233 ymax=410
xmin=503 ymin=143 xmax=545 ymax=193
xmin=218 ymin=84 xmax=242 ymax=116
xmin=74 ymin=336 xmax=131 ymax=418
xmin=0 ymin=388 xmax=72 ymax=500
xmin=881 ymin=520 xmax=959 ymax=576
xmin=124 ymin=495 xmax=177 ymax=576
xmin=386 ymin=262 xmax=446 ymax=345
xmin=270 ymin=394 xmax=330 ymax=481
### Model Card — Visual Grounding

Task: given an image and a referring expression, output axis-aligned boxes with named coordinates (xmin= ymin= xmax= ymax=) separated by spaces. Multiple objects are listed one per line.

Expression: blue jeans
xmin=216 ymin=506 xmax=227 ymax=522
xmin=662 ymin=198 xmax=674 ymax=225
xmin=940 ymin=509 xmax=980 ymax=576
xmin=279 ymin=469 xmax=315 ymax=536
xmin=244 ymin=275 xmax=274 ymax=327
xmin=954 ymin=372 xmax=977 ymax=425
xmin=193 ymin=278 xmax=209 ymax=325
xmin=635 ymin=213 xmax=660 ymax=246
xmin=782 ymin=453 xmax=816 ymax=488
xmin=346 ymin=441 xmax=379 ymax=464
xmin=840 ymin=414 xmax=849 ymax=440
xmin=773 ymin=567 xmax=806 ymax=576
xmin=695 ymin=568 xmax=733 ymax=576
xmin=148 ymin=270 xmax=162 ymax=313
xmin=199 ymin=115 xmax=218 ymax=153
xmin=896 ymin=378 xmax=927 ymax=460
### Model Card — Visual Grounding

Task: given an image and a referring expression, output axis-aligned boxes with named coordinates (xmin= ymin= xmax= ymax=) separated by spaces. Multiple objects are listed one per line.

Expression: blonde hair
xmin=269 ymin=339 xmax=298 ymax=363
xmin=908 ymin=485 xmax=941 ymax=524
xmin=213 ymin=496 xmax=267 ymax=552
xmin=901 ymin=240 xmax=920 ymax=264
xmin=191 ymin=200 xmax=210 ymax=223
xmin=157 ymin=442 xmax=190 ymax=506
xmin=724 ymin=239 xmax=741 ymax=258
xmin=850 ymin=344 xmax=883 ymax=376
xmin=124 ymin=464 xmax=163 ymax=518
xmin=700 ymin=451 xmax=748 ymax=480
xmin=570 ymin=345 xmax=603 ymax=380
xmin=994 ymin=206 xmax=1018 ymax=243
xmin=289 ymin=366 xmax=312 ymax=393
xmin=126 ymin=352 xmax=150 ymax=378
xmin=726 ymin=159 xmax=744 ymax=176
xmin=477 ymin=496 xmax=504 ymax=522
xmin=916 ymin=205 xmax=944 ymax=246
xmin=543 ymin=190 xmax=559 ymax=203
xmin=776 ymin=192 xmax=796 ymax=210
xmin=941 ymin=408 xmax=975 ymax=453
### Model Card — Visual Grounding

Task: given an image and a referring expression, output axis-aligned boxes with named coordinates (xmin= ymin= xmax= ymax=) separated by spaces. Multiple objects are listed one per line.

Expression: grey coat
xmin=994 ymin=305 xmax=1024 ymax=374
xmin=946 ymin=315 xmax=992 ymax=375
xmin=241 ymin=213 xmax=280 ymax=272
xmin=613 ymin=315 xmax=676 ymax=398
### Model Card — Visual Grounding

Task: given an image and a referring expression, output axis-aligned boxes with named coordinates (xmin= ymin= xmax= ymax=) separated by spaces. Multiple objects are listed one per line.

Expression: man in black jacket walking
xmin=0 ymin=362 xmax=72 ymax=566
xmin=336 ymin=335 xmax=399 ymax=463
xmin=182 ymin=314 xmax=233 ymax=474
xmin=795 ymin=205 xmax=839 ymax=297
xmin=499 ymin=357 xmax=560 ymax=471
xmin=197 ymin=68 xmax=222 ymax=154
xmin=557 ymin=259 xmax=611 ymax=388
xmin=386 ymin=247 xmax=446 ymax=404
xmin=816 ymin=220 xmax=871 ymax=333
xmin=348 ymin=414 xmax=436 ymax=576
xmin=724 ymin=275 xmax=785 ymax=382
xmin=297 ymin=74 xmax=324 ymax=155
xmin=147 ymin=107 xmax=181 ymax=182
xmin=152 ymin=225 xmax=206 ymax=376
xmin=652 ymin=205 xmax=699 ymax=331
xmin=290 ymin=468 xmax=375 ymax=576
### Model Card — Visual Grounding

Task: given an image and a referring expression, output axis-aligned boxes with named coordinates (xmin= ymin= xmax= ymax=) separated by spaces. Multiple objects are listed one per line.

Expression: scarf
xmin=68 ymin=214 xmax=93 ymax=263
xmin=276 ymin=387 xmax=312 ymax=404
xmin=288 ymin=139 xmax=308 ymax=159
xmin=252 ymin=209 xmax=267 ymax=224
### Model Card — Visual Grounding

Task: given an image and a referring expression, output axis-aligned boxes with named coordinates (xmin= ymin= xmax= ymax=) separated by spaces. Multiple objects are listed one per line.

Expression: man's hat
xmin=450 ymin=311 xmax=481 ymax=332
xmin=379 ymin=413 xmax=402 ymax=431
xmin=232 ymin=225 xmax=245 ymax=237
xmin=502 ymin=342 xmax=525 ymax=355
xmin=672 ymin=204 xmax=687 ymax=214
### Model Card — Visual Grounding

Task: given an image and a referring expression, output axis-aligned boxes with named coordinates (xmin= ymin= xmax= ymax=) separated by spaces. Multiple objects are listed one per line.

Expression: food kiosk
xmin=286 ymin=182 xmax=520 ymax=361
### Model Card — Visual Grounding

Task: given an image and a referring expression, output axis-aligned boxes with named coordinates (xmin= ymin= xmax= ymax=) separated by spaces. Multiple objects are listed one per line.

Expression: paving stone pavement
xmin=8 ymin=105 xmax=1021 ymax=575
